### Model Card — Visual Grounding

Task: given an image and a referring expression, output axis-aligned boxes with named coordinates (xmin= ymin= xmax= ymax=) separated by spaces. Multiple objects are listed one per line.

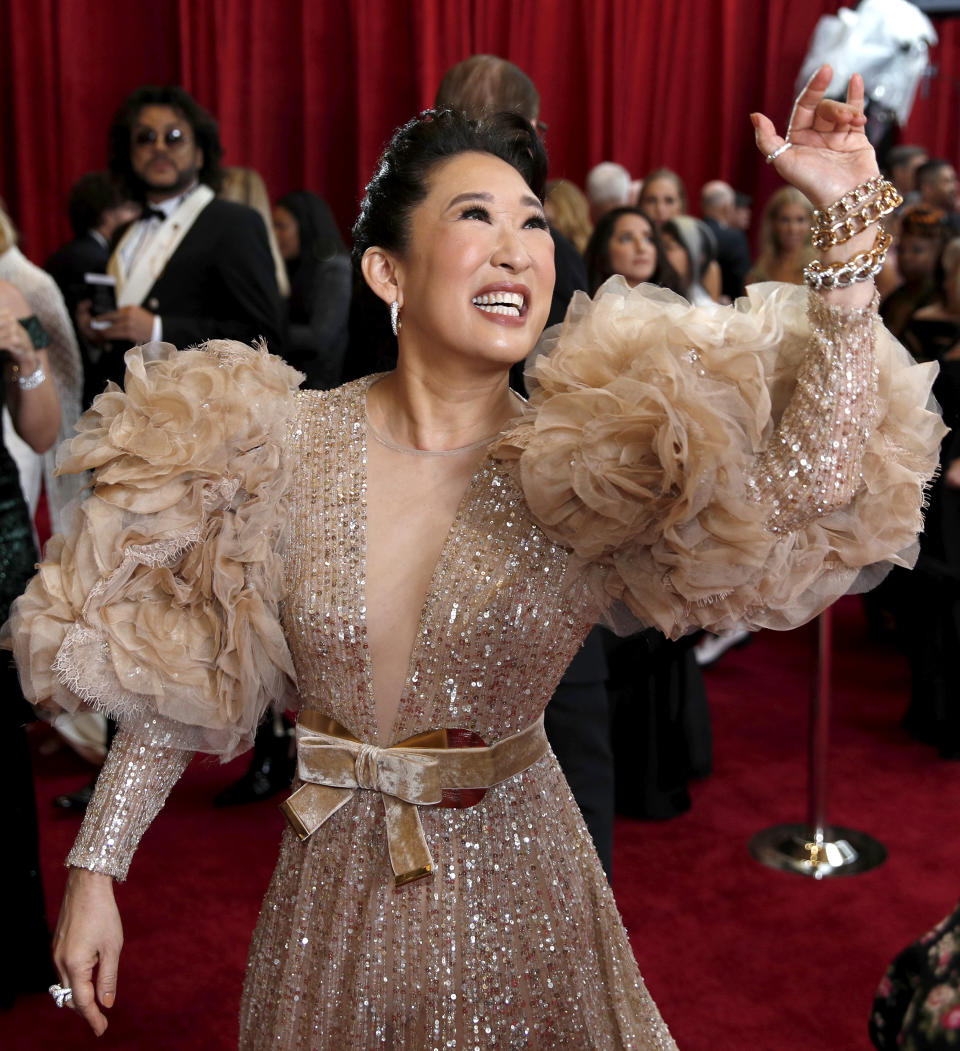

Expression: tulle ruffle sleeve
xmin=491 ymin=280 xmax=946 ymax=638
xmin=4 ymin=340 xmax=303 ymax=759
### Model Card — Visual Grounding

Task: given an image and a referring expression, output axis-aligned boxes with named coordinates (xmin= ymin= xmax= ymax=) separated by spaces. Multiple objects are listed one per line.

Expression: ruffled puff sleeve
xmin=491 ymin=279 xmax=948 ymax=639
xmin=3 ymin=340 xmax=303 ymax=760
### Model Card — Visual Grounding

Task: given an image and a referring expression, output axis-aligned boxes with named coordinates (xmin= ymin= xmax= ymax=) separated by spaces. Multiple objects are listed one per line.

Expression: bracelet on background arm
xmin=13 ymin=361 xmax=47 ymax=390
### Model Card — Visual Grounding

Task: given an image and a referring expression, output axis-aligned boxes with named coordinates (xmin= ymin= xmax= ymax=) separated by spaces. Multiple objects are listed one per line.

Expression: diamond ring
xmin=49 ymin=983 xmax=73 ymax=1008
xmin=766 ymin=142 xmax=793 ymax=165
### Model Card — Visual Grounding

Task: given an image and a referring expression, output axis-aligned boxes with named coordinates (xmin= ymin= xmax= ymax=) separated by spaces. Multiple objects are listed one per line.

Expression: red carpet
xmin=4 ymin=595 xmax=959 ymax=1050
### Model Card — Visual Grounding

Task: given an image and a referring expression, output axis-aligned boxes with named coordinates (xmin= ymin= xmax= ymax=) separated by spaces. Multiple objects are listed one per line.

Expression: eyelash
xmin=459 ymin=205 xmax=548 ymax=231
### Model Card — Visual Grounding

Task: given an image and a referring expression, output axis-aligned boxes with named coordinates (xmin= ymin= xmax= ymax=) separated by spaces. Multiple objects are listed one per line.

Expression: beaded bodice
xmin=281 ymin=379 xmax=594 ymax=746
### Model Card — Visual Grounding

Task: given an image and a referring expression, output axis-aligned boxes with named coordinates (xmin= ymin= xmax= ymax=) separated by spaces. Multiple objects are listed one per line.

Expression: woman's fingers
xmin=750 ymin=111 xmax=783 ymax=159
xmin=60 ymin=957 xmax=108 ymax=1036
xmin=812 ymin=97 xmax=868 ymax=134
xmin=846 ymin=72 xmax=866 ymax=110
xmin=789 ymin=65 xmax=867 ymax=138
xmin=787 ymin=64 xmax=834 ymax=135
xmin=96 ymin=941 xmax=120 ymax=1010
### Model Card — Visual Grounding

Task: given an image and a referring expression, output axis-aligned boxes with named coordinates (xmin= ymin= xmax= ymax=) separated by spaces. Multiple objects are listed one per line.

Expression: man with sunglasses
xmin=78 ymin=85 xmax=284 ymax=379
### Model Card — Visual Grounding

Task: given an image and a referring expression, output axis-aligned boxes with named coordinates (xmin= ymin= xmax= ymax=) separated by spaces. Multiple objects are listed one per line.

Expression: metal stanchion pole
xmin=749 ymin=606 xmax=887 ymax=879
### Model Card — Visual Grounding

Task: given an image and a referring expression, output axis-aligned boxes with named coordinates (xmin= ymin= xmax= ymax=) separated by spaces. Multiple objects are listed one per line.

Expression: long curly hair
xmin=108 ymin=85 xmax=224 ymax=201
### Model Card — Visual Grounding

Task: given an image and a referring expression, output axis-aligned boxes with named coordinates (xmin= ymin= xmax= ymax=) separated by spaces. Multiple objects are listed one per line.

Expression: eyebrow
xmin=447 ymin=191 xmax=544 ymax=210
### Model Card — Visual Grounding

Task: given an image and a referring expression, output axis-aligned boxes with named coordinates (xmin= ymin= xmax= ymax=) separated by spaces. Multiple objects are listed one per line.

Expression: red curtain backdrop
xmin=1 ymin=0 xmax=957 ymax=265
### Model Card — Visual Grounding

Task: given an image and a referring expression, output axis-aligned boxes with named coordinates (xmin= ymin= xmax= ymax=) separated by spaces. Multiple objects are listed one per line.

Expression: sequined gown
xmin=6 ymin=282 xmax=946 ymax=1049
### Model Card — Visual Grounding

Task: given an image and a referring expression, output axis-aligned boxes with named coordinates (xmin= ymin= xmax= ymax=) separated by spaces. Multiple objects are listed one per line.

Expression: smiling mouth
xmin=471 ymin=291 xmax=526 ymax=317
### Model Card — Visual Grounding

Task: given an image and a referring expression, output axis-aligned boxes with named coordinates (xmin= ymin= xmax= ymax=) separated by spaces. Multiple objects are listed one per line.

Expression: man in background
xmin=78 ymin=84 xmax=285 ymax=376
xmin=885 ymin=144 xmax=929 ymax=207
xmin=917 ymin=159 xmax=960 ymax=234
xmin=700 ymin=179 xmax=752 ymax=302
xmin=585 ymin=161 xmax=632 ymax=223
xmin=44 ymin=171 xmax=138 ymax=405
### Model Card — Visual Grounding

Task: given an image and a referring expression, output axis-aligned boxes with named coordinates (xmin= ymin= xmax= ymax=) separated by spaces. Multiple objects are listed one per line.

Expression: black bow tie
xmin=142 ymin=206 xmax=167 ymax=223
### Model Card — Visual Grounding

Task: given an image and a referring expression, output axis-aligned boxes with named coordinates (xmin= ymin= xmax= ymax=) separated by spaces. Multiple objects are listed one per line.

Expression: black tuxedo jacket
xmin=45 ymin=232 xmax=111 ymax=319
xmin=703 ymin=217 xmax=752 ymax=302
xmin=118 ymin=197 xmax=286 ymax=356
xmin=45 ymin=232 xmax=113 ymax=406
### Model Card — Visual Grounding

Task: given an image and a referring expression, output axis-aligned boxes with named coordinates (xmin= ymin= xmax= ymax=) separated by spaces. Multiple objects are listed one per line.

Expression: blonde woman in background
xmin=544 ymin=178 xmax=593 ymax=254
xmin=220 ymin=167 xmax=291 ymax=299
xmin=0 ymin=202 xmax=82 ymax=536
xmin=747 ymin=186 xmax=816 ymax=285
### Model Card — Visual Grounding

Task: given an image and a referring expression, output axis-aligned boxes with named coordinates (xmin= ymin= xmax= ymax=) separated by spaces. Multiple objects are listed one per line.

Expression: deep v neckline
xmin=357 ymin=378 xmax=499 ymax=746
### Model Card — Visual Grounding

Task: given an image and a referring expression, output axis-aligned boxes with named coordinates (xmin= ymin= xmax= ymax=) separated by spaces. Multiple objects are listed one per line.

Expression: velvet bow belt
xmin=280 ymin=711 xmax=549 ymax=887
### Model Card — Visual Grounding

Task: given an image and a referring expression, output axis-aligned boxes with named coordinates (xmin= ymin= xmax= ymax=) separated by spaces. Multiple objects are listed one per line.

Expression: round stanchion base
xmin=749 ymin=823 xmax=886 ymax=879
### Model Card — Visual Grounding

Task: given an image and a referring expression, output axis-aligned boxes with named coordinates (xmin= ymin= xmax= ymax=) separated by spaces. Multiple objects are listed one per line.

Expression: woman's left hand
xmin=752 ymin=64 xmax=879 ymax=209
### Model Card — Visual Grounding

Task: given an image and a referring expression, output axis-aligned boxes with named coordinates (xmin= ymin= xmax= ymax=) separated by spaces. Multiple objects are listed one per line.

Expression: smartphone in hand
xmin=85 ymin=273 xmax=117 ymax=331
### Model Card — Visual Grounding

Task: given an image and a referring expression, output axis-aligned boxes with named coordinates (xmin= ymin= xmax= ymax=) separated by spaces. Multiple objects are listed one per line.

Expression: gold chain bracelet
xmin=811 ymin=177 xmax=902 ymax=250
xmin=803 ymin=227 xmax=892 ymax=291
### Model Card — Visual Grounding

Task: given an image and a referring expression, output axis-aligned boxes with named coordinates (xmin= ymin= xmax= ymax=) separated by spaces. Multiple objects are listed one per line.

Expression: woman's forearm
xmin=6 ymin=347 xmax=61 ymax=451
xmin=67 ymin=725 xmax=193 ymax=881
xmin=748 ymin=288 xmax=879 ymax=535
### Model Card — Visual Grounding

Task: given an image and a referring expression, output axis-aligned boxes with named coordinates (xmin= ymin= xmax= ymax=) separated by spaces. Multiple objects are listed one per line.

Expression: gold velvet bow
xmin=280 ymin=713 xmax=548 ymax=887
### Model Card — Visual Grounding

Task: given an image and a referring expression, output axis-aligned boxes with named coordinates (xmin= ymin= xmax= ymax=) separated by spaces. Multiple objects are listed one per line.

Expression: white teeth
xmin=471 ymin=291 xmax=525 ymax=311
xmin=475 ymin=303 xmax=520 ymax=316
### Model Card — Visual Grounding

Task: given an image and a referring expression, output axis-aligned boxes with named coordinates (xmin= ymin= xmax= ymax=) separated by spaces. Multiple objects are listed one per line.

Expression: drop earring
xmin=390 ymin=300 xmax=401 ymax=337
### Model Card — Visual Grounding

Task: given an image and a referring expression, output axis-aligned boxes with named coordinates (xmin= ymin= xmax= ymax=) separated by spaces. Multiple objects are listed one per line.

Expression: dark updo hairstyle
xmin=351 ymin=108 xmax=547 ymax=272
xmin=582 ymin=206 xmax=685 ymax=295
xmin=108 ymin=84 xmax=225 ymax=200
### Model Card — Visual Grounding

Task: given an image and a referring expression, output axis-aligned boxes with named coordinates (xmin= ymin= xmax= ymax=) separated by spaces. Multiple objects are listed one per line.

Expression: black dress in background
xmin=608 ymin=629 xmax=712 ymax=820
xmin=1 ymin=315 xmax=56 ymax=1007
xmin=276 ymin=192 xmax=351 ymax=390
xmin=893 ymin=317 xmax=960 ymax=756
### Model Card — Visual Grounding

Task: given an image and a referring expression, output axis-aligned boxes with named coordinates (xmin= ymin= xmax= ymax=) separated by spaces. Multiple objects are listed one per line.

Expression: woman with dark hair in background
xmin=273 ymin=191 xmax=351 ymax=390
xmin=881 ymin=204 xmax=951 ymax=343
xmin=583 ymin=205 xmax=684 ymax=295
xmin=11 ymin=73 xmax=944 ymax=1049
xmin=661 ymin=215 xmax=720 ymax=306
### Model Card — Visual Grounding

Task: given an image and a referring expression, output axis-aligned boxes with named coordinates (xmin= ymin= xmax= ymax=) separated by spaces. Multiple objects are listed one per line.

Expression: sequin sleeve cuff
xmin=491 ymin=279 xmax=946 ymax=638
xmin=66 ymin=725 xmax=193 ymax=881
xmin=748 ymin=292 xmax=880 ymax=534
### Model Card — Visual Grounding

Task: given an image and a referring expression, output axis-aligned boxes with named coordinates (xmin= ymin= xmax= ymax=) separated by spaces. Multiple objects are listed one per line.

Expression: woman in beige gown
xmin=6 ymin=68 xmax=946 ymax=1048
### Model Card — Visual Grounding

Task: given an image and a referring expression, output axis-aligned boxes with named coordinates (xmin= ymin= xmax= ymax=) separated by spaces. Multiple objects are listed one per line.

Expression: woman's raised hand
xmin=752 ymin=64 xmax=879 ymax=208
xmin=52 ymin=868 xmax=124 ymax=1036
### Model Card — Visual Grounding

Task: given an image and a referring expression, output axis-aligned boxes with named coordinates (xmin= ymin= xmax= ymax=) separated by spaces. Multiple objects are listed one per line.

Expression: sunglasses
xmin=132 ymin=127 xmax=190 ymax=148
